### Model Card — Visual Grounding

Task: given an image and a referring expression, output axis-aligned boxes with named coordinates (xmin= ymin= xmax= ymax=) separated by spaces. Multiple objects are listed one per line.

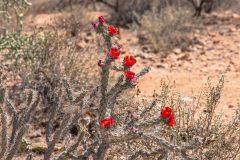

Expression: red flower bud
xmin=98 ymin=60 xmax=104 ymax=67
xmin=130 ymin=76 xmax=138 ymax=85
xmin=108 ymin=25 xmax=118 ymax=36
xmin=161 ymin=106 xmax=173 ymax=119
xmin=109 ymin=47 xmax=120 ymax=59
xmin=101 ymin=117 xmax=114 ymax=128
xmin=168 ymin=115 xmax=175 ymax=127
xmin=98 ymin=16 xmax=105 ymax=25
xmin=124 ymin=71 xmax=136 ymax=80
xmin=123 ymin=55 xmax=137 ymax=67
xmin=91 ymin=22 xmax=97 ymax=29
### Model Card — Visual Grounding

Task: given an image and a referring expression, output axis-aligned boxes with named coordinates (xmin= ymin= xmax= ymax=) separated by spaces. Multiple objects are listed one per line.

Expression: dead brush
xmin=187 ymin=0 xmax=215 ymax=16
xmin=139 ymin=6 xmax=192 ymax=53
xmin=214 ymin=0 xmax=240 ymax=13
xmin=54 ymin=5 xmax=94 ymax=38
xmin=187 ymin=0 xmax=240 ymax=15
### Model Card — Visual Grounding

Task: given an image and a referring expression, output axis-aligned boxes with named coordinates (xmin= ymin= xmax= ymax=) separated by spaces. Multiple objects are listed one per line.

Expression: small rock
xmin=208 ymin=32 xmax=218 ymax=37
xmin=31 ymin=142 xmax=47 ymax=154
xmin=177 ymin=54 xmax=190 ymax=61
xmin=29 ymin=131 xmax=41 ymax=139
xmin=156 ymin=64 xmax=165 ymax=68
xmin=31 ymin=142 xmax=64 ymax=154
xmin=173 ymin=48 xmax=181 ymax=55
xmin=228 ymin=27 xmax=237 ymax=33
xmin=77 ymin=41 xmax=87 ymax=49
xmin=232 ymin=13 xmax=240 ymax=19
xmin=213 ymin=39 xmax=220 ymax=44
xmin=237 ymin=43 xmax=240 ymax=48
xmin=84 ymin=36 xmax=92 ymax=43
xmin=200 ymin=51 xmax=206 ymax=55
xmin=181 ymin=96 xmax=193 ymax=102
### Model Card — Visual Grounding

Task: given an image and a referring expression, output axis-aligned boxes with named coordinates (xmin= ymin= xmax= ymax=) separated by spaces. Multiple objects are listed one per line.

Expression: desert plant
xmin=214 ymin=0 xmax=240 ymax=13
xmin=0 ymin=0 xmax=31 ymax=33
xmin=187 ymin=0 xmax=240 ymax=15
xmin=187 ymin=0 xmax=215 ymax=16
xmin=0 ymin=76 xmax=40 ymax=160
xmin=0 ymin=28 xmax=99 ymax=96
xmin=139 ymin=6 xmax=192 ymax=53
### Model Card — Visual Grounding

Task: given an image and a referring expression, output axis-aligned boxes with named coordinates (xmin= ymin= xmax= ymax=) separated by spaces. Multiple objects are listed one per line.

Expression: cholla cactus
xmin=42 ymin=16 xmax=152 ymax=160
xmin=0 ymin=85 xmax=40 ymax=160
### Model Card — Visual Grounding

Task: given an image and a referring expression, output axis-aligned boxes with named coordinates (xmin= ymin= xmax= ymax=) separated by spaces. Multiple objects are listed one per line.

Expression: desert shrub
xmin=55 ymin=5 xmax=96 ymax=38
xmin=186 ymin=0 xmax=240 ymax=17
xmin=0 ymin=0 xmax=31 ymax=33
xmin=138 ymin=6 xmax=192 ymax=54
xmin=0 ymin=29 xmax=99 ymax=86
xmin=215 ymin=0 xmax=240 ymax=13
xmin=106 ymin=0 xmax=154 ymax=26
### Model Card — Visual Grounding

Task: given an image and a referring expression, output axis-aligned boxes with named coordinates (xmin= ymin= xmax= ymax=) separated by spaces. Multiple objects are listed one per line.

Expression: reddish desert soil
xmin=120 ymin=12 xmax=240 ymax=122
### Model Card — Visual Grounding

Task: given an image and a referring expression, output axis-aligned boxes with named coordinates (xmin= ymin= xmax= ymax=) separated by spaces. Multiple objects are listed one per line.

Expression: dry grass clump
xmin=55 ymin=5 xmax=96 ymax=38
xmin=215 ymin=0 xmax=240 ymax=13
xmin=139 ymin=6 xmax=192 ymax=53
xmin=107 ymin=0 xmax=154 ymax=26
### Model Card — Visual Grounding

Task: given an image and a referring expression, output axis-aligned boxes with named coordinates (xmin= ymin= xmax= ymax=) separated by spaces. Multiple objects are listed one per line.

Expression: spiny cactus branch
xmin=0 ymin=112 xmax=8 ymax=159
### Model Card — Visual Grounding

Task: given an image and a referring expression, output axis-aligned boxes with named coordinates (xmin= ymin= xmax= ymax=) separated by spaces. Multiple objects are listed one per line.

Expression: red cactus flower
xmin=168 ymin=115 xmax=175 ymax=127
xmin=124 ymin=55 xmax=137 ymax=67
xmin=161 ymin=106 xmax=175 ymax=127
xmin=109 ymin=47 xmax=120 ymax=59
xmin=108 ymin=25 xmax=118 ymax=36
xmin=101 ymin=117 xmax=114 ymax=128
xmin=98 ymin=16 xmax=105 ymax=25
xmin=125 ymin=71 xmax=136 ymax=80
xmin=161 ymin=106 xmax=173 ymax=119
